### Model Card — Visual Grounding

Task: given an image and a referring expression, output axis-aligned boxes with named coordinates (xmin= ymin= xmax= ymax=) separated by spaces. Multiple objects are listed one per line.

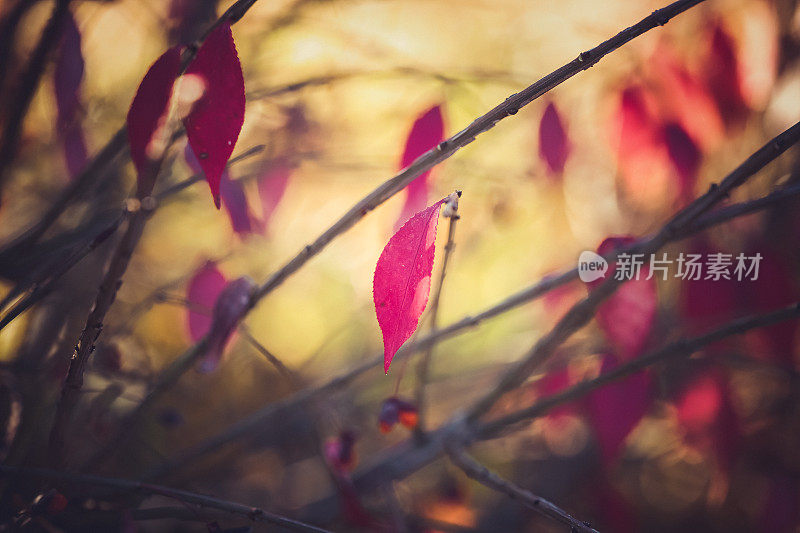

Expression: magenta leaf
xmin=592 ymin=237 xmax=658 ymax=361
xmin=197 ymin=276 xmax=256 ymax=373
xmin=54 ymin=11 xmax=87 ymax=179
xmin=584 ymin=353 xmax=652 ymax=467
xmin=127 ymin=46 xmax=181 ymax=189
xmin=374 ymin=198 xmax=445 ymax=373
xmin=183 ymin=22 xmax=245 ymax=208
xmin=257 ymin=160 xmax=291 ymax=233
xmin=394 ymin=105 xmax=445 ymax=230
xmin=186 ymin=261 xmax=227 ymax=342
xmin=538 ymin=100 xmax=571 ymax=177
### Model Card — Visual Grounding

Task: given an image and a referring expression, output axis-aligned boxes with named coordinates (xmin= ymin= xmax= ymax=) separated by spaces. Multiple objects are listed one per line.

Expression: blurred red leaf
xmin=740 ymin=245 xmax=799 ymax=367
xmin=675 ymin=368 xmax=740 ymax=473
xmin=648 ymin=43 xmax=724 ymax=151
xmin=538 ymin=100 xmax=571 ymax=177
xmin=703 ymin=20 xmax=748 ymax=127
xmin=378 ymin=397 xmax=418 ymax=433
xmin=257 ymin=160 xmax=291 ymax=234
xmin=592 ymin=237 xmax=658 ymax=361
xmin=54 ymin=11 xmax=87 ymax=179
xmin=127 ymin=46 xmax=181 ymax=189
xmin=375 ymin=198 xmax=445 ymax=373
xmin=183 ymin=22 xmax=245 ymax=208
xmin=198 ymin=276 xmax=256 ymax=373
xmin=584 ymin=354 xmax=652 ymax=467
xmin=186 ymin=261 xmax=228 ymax=342
xmin=395 ymin=105 xmax=445 ymax=231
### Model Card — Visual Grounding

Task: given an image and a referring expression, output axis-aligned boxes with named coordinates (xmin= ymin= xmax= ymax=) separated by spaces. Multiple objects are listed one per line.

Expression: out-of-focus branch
xmin=0 ymin=145 xmax=262 ymax=333
xmin=465 ymin=121 xmax=800 ymax=422
xmin=477 ymin=301 xmax=800 ymax=439
xmin=0 ymin=465 xmax=333 ymax=533
xmin=446 ymin=444 xmax=598 ymax=533
xmin=0 ymin=0 xmax=72 ymax=190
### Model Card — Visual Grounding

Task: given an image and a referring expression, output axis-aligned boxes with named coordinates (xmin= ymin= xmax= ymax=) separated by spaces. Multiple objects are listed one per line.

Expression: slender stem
xmin=415 ymin=208 xmax=459 ymax=434
xmin=446 ymin=444 xmax=598 ymax=533
xmin=0 ymin=465 xmax=332 ymax=533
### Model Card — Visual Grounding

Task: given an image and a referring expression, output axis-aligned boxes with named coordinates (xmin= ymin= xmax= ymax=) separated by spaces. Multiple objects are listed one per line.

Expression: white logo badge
xmin=578 ymin=251 xmax=608 ymax=283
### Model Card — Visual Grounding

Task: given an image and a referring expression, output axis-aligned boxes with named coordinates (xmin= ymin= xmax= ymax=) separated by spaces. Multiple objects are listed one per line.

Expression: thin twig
xmin=477 ymin=301 xmax=800 ymax=439
xmin=465 ymin=121 xmax=800 ymax=422
xmin=0 ymin=465 xmax=332 ymax=533
xmin=415 ymin=196 xmax=460 ymax=435
xmin=446 ymin=444 xmax=598 ymax=533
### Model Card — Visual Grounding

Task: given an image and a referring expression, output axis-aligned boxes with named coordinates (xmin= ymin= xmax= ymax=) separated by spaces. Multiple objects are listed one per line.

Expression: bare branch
xmin=477 ymin=301 xmax=800 ymax=439
xmin=0 ymin=465 xmax=332 ymax=533
xmin=446 ymin=444 xmax=598 ymax=533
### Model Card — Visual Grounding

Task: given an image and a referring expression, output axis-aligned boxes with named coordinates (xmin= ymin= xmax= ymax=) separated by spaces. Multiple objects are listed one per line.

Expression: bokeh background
xmin=1 ymin=0 xmax=800 ymax=531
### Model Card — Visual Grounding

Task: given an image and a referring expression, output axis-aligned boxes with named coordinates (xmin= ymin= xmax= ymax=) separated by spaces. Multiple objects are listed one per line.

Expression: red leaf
xmin=394 ymin=105 xmax=445 ymax=231
xmin=127 ymin=47 xmax=181 ymax=189
xmin=186 ymin=261 xmax=227 ymax=342
xmin=592 ymin=237 xmax=658 ymax=361
xmin=257 ymin=160 xmax=291 ymax=233
xmin=584 ymin=354 xmax=652 ymax=467
xmin=183 ymin=22 xmax=245 ymax=208
xmin=198 ymin=276 xmax=256 ymax=373
xmin=374 ymin=198 xmax=445 ymax=373
xmin=538 ymin=100 xmax=571 ymax=177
